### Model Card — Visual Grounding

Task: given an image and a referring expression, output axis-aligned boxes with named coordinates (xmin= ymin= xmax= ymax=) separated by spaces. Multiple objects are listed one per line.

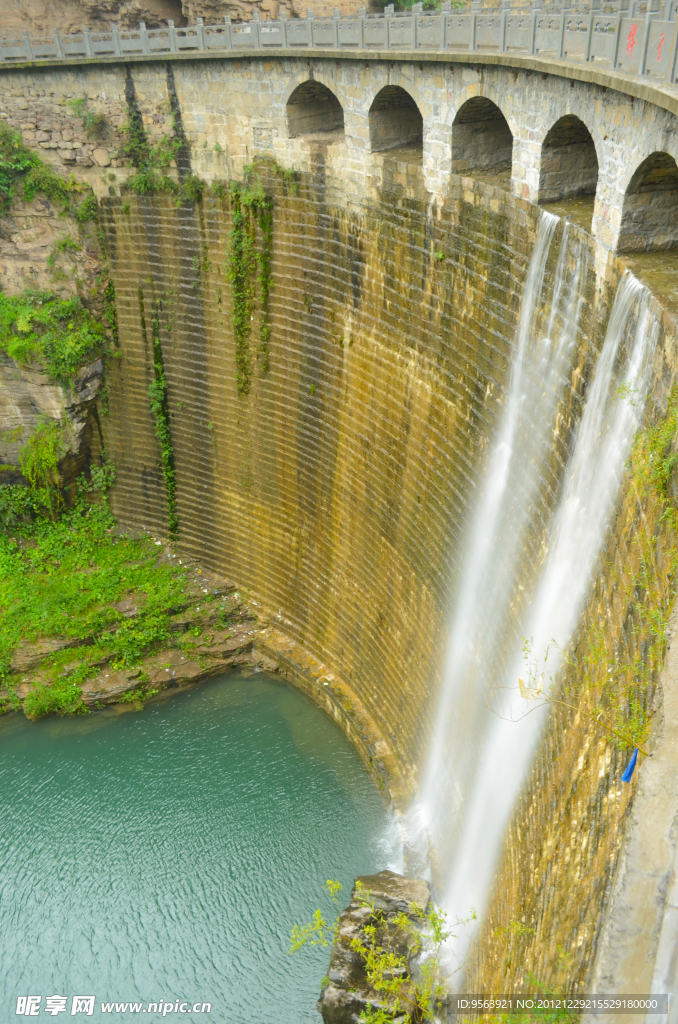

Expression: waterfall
xmin=442 ymin=273 xmax=657 ymax=953
xmin=411 ymin=222 xmax=658 ymax=968
xmin=410 ymin=212 xmax=581 ymax=861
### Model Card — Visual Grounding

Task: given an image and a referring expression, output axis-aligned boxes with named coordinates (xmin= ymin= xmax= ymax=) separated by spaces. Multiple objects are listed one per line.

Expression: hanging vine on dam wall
xmin=137 ymin=287 xmax=178 ymax=540
xmin=226 ymin=172 xmax=274 ymax=393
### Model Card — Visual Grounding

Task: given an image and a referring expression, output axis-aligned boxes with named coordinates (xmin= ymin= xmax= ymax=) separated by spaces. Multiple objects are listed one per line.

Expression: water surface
xmin=0 ymin=672 xmax=399 ymax=1024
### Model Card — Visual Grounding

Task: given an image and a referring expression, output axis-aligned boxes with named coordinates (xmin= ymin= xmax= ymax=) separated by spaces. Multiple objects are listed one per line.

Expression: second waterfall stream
xmin=408 ymin=211 xmax=659 ymax=969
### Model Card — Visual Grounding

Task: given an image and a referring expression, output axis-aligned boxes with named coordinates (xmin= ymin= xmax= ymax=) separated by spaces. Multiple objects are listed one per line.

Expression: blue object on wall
xmin=622 ymin=748 xmax=639 ymax=782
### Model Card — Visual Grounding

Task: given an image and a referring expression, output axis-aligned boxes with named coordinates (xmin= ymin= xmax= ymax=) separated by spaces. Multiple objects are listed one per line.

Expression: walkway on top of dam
xmin=5 ymin=0 xmax=678 ymax=106
xmin=5 ymin=0 xmax=678 ymax=254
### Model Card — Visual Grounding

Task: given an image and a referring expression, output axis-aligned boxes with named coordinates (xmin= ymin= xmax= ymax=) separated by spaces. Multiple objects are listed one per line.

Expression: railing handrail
xmin=2 ymin=0 xmax=678 ymax=88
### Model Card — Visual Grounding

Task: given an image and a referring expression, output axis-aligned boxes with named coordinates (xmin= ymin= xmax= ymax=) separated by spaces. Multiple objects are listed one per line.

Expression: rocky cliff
xmin=2 ymin=0 xmax=374 ymax=36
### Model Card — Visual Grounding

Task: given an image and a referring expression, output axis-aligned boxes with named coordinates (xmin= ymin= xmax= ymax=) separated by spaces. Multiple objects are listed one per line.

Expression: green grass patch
xmin=0 ymin=466 xmax=193 ymax=717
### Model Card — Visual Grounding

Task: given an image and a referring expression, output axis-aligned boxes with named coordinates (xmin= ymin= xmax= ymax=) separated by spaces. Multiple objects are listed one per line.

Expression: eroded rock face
xmin=0 ymin=194 xmax=107 ymax=486
xmin=2 ymin=0 xmax=368 ymax=35
xmin=6 ymin=567 xmax=280 ymax=713
xmin=318 ymin=870 xmax=431 ymax=1024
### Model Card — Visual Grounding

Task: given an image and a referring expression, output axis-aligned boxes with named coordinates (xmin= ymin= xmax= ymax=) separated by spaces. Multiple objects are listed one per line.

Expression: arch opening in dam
xmin=451 ymin=97 xmax=513 ymax=177
xmin=538 ymin=114 xmax=599 ymax=204
xmin=368 ymin=85 xmax=423 ymax=154
xmin=286 ymin=79 xmax=344 ymax=139
xmin=618 ymin=150 xmax=678 ymax=253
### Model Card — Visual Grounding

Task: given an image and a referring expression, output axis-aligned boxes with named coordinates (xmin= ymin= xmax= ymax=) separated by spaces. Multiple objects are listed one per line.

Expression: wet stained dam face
xmin=94 ymin=148 xmax=678 ymax=993
xmin=99 ymin=166 xmax=538 ymax=786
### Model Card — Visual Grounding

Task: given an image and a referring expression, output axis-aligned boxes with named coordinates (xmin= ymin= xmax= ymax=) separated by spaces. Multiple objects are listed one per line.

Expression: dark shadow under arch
xmin=287 ymin=80 xmax=344 ymax=139
xmin=618 ymin=151 xmax=678 ymax=253
xmin=539 ymin=114 xmax=598 ymax=204
xmin=369 ymin=86 xmax=423 ymax=153
xmin=451 ymin=97 xmax=513 ymax=175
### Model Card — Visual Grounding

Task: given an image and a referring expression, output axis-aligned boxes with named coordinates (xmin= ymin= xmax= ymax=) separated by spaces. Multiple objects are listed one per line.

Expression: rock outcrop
xmin=0 ymin=193 xmax=107 ymax=486
xmin=318 ymin=870 xmax=432 ymax=1024
xmin=5 ymin=565 xmax=280 ymax=714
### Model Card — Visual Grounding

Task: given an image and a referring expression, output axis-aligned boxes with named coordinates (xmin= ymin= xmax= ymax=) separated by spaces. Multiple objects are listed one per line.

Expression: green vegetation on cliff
xmin=0 ymin=122 xmax=97 ymax=222
xmin=292 ymin=880 xmax=453 ymax=1024
xmin=0 ymin=291 xmax=107 ymax=386
xmin=117 ymin=85 xmax=204 ymax=203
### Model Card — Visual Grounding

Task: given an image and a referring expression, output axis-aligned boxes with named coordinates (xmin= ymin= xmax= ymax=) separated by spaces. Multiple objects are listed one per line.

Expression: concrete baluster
xmin=500 ymin=0 xmax=510 ymax=52
xmin=639 ymin=8 xmax=654 ymax=72
xmin=470 ymin=8 xmax=478 ymax=50
xmin=53 ymin=29 xmax=64 ymax=59
xmin=250 ymin=10 xmax=260 ymax=48
xmin=558 ymin=5 xmax=570 ymax=57
xmin=82 ymin=26 xmax=93 ymax=56
xmin=22 ymin=30 xmax=34 ymax=59
xmin=359 ymin=6 xmax=366 ymax=47
xmin=441 ymin=0 xmax=451 ymax=48
xmin=280 ymin=10 xmax=288 ymax=49
xmin=612 ymin=8 xmax=623 ymax=66
xmin=585 ymin=7 xmax=596 ymax=60
xmin=667 ymin=16 xmax=678 ymax=78
xmin=138 ymin=22 xmax=149 ymax=54
xmin=333 ymin=8 xmax=340 ymax=49
xmin=112 ymin=25 xmax=121 ymax=55
xmin=167 ymin=19 xmax=177 ymax=52
xmin=385 ymin=3 xmax=393 ymax=49
xmin=530 ymin=3 xmax=540 ymax=53
xmin=195 ymin=17 xmax=205 ymax=50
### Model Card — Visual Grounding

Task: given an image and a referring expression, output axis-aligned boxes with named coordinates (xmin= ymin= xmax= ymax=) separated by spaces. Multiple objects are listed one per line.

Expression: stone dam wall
xmin=86 ymin=152 xmax=678 ymax=991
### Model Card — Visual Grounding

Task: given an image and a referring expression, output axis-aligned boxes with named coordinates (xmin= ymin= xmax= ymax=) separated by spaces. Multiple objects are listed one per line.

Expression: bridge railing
xmin=3 ymin=0 xmax=678 ymax=86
